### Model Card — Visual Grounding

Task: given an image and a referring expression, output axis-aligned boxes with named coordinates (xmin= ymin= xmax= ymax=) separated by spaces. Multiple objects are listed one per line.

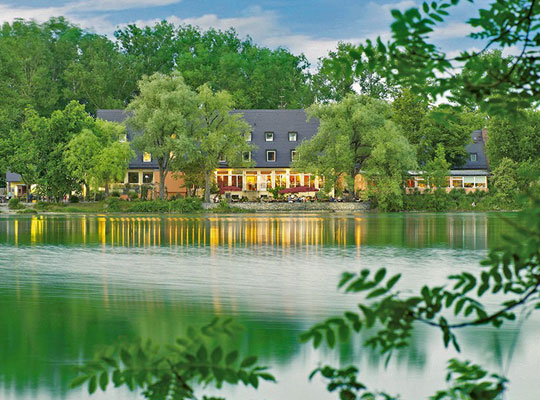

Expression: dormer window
xmin=265 ymin=132 xmax=274 ymax=142
xmin=246 ymin=132 xmax=252 ymax=141
xmin=119 ymin=134 xmax=127 ymax=143
xmin=288 ymin=132 xmax=297 ymax=142
xmin=470 ymin=153 xmax=478 ymax=162
xmin=143 ymin=152 xmax=152 ymax=162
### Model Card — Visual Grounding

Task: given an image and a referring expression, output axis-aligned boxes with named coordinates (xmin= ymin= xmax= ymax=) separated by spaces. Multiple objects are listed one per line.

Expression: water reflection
xmin=0 ymin=212 xmax=529 ymax=400
xmin=1 ymin=213 xmax=499 ymax=250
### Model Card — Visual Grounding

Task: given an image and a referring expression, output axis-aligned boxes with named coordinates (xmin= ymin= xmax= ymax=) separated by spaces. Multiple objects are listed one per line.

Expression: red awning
xmin=278 ymin=186 xmax=319 ymax=194
xmin=220 ymin=186 xmax=242 ymax=194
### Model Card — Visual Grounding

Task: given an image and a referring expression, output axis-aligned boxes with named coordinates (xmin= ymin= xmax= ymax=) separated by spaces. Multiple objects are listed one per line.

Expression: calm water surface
xmin=0 ymin=212 xmax=538 ymax=400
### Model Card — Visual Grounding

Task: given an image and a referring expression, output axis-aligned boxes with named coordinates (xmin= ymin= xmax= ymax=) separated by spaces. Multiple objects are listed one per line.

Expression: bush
xmin=16 ymin=208 xmax=37 ymax=214
xmin=111 ymin=190 xmax=121 ymax=198
xmin=94 ymin=192 xmax=105 ymax=201
xmin=128 ymin=191 xmax=139 ymax=201
xmin=65 ymin=207 xmax=85 ymax=212
xmin=106 ymin=197 xmax=122 ymax=212
xmin=69 ymin=196 xmax=80 ymax=203
xmin=8 ymin=198 xmax=24 ymax=210
xmin=126 ymin=198 xmax=203 ymax=213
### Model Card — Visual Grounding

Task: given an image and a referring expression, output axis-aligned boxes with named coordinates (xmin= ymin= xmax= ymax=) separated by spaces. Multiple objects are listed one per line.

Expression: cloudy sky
xmin=0 ymin=0 xmax=489 ymax=64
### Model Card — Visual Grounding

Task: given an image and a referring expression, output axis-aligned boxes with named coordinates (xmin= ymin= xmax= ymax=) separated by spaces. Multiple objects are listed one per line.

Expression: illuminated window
xmin=266 ymin=150 xmax=276 ymax=162
xmin=265 ymin=132 xmax=274 ymax=142
xmin=143 ymin=152 xmax=152 ymax=162
xmin=288 ymin=132 xmax=297 ymax=141
xmin=142 ymin=172 xmax=153 ymax=184
xmin=128 ymin=172 xmax=139 ymax=184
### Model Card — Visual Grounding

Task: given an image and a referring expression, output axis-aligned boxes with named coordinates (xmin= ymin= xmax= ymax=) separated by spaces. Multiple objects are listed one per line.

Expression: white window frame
xmin=266 ymin=150 xmax=276 ymax=162
xmin=291 ymin=149 xmax=297 ymax=161
xmin=265 ymin=132 xmax=274 ymax=142
xmin=470 ymin=153 xmax=478 ymax=162
xmin=242 ymin=151 xmax=251 ymax=161
xmin=288 ymin=132 xmax=297 ymax=142
xmin=246 ymin=132 xmax=252 ymax=141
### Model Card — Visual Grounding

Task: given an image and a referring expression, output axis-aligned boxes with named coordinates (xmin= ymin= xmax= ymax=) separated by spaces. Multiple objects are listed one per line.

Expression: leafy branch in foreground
xmin=302 ymin=196 xmax=540 ymax=399
xmin=70 ymin=318 xmax=275 ymax=400
xmin=348 ymin=0 xmax=540 ymax=113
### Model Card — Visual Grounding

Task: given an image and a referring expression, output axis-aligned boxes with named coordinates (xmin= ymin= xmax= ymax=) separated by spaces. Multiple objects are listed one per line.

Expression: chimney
xmin=481 ymin=127 xmax=488 ymax=144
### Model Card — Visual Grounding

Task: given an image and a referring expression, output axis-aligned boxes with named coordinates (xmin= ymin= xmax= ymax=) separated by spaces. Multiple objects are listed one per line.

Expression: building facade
xmin=5 ymin=110 xmax=490 ymax=199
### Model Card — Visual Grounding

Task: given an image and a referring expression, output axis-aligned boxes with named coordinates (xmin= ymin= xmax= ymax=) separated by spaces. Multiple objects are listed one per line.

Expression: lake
xmin=0 ymin=212 xmax=538 ymax=400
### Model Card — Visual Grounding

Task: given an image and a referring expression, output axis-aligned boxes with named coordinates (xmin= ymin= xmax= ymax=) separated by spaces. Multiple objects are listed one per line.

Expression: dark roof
xmin=96 ymin=109 xmax=159 ymax=169
xmin=6 ymin=172 xmax=22 ymax=182
xmin=456 ymin=129 xmax=489 ymax=170
xmin=97 ymin=109 xmax=319 ymax=170
xmin=230 ymin=109 xmax=319 ymax=168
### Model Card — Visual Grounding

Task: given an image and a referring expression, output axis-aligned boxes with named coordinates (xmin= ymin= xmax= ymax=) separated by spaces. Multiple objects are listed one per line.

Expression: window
xmin=475 ymin=176 xmax=487 ymax=188
xmin=119 ymin=134 xmax=127 ymax=143
xmin=469 ymin=153 xmax=478 ymax=162
xmin=288 ymin=132 xmax=297 ymax=142
xmin=142 ymin=172 xmax=153 ymax=184
xmin=219 ymin=153 xmax=226 ymax=162
xmin=242 ymin=151 xmax=251 ymax=161
xmin=451 ymin=177 xmax=463 ymax=188
xmin=128 ymin=172 xmax=139 ymax=184
xmin=246 ymin=132 xmax=252 ymax=141
xmin=266 ymin=150 xmax=276 ymax=162
xmin=265 ymin=132 xmax=274 ymax=142
xmin=143 ymin=152 xmax=152 ymax=162
xmin=464 ymin=176 xmax=475 ymax=188
xmin=291 ymin=150 xmax=298 ymax=161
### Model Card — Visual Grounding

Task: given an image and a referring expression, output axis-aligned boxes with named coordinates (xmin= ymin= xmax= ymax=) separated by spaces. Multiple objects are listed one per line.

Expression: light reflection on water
xmin=1 ymin=212 xmax=538 ymax=400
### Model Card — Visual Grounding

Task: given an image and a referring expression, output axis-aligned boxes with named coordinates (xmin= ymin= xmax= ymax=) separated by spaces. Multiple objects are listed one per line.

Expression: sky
xmin=0 ymin=0 xmax=490 ymax=65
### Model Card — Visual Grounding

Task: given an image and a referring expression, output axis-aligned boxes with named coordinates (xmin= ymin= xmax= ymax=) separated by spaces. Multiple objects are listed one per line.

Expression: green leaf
xmin=225 ymin=350 xmax=239 ymax=365
xmin=120 ymin=349 xmax=132 ymax=367
xmin=313 ymin=331 xmax=323 ymax=349
xmin=386 ymin=274 xmax=401 ymax=290
xmin=70 ymin=375 xmax=88 ymax=389
xmin=197 ymin=345 xmax=208 ymax=362
xmin=240 ymin=356 xmax=257 ymax=368
xmin=211 ymin=347 xmax=223 ymax=364
xmin=422 ymin=2 xmax=429 ymax=13
xmin=367 ymin=287 xmax=387 ymax=299
xmin=88 ymin=375 xmax=97 ymax=394
xmin=374 ymin=268 xmax=387 ymax=284
xmin=99 ymin=371 xmax=109 ymax=391
xmin=326 ymin=328 xmax=336 ymax=348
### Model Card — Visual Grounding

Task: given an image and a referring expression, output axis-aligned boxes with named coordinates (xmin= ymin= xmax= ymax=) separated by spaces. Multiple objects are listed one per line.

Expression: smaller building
xmin=406 ymin=128 xmax=489 ymax=192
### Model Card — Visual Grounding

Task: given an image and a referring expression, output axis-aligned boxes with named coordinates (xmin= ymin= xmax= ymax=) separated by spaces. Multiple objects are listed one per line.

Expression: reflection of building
xmin=406 ymin=129 xmax=490 ymax=192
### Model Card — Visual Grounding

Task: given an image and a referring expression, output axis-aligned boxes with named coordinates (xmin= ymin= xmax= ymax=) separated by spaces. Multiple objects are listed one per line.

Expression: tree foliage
xmin=352 ymin=0 xmax=540 ymax=114
xmin=127 ymin=72 xmax=198 ymax=200
xmin=71 ymin=318 xmax=275 ymax=400
xmin=293 ymin=94 xmax=415 ymax=198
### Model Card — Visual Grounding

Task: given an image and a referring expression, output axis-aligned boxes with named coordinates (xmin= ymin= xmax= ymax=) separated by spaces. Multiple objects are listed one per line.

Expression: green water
xmin=0 ymin=212 xmax=538 ymax=400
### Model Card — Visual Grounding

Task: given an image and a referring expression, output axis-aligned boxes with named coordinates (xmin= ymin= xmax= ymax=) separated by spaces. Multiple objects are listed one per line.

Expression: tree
xmin=491 ymin=157 xmax=519 ymax=205
xmin=487 ymin=109 xmax=540 ymax=169
xmin=293 ymin=94 xmax=416 ymax=196
xmin=127 ymin=72 xmax=198 ymax=200
xmin=312 ymin=42 xmax=396 ymax=103
xmin=91 ymin=142 xmax=134 ymax=196
xmin=64 ymin=129 xmax=101 ymax=199
xmin=423 ymin=144 xmax=451 ymax=189
xmin=391 ymin=88 xmax=429 ymax=149
xmin=6 ymin=108 xmax=42 ymax=202
xmin=170 ymin=84 xmax=253 ymax=203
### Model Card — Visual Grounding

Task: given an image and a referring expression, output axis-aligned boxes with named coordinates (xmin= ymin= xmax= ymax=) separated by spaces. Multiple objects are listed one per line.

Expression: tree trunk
xmin=204 ymin=171 xmax=211 ymax=203
xmin=159 ymin=168 xmax=166 ymax=200
xmin=104 ymin=181 xmax=109 ymax=197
